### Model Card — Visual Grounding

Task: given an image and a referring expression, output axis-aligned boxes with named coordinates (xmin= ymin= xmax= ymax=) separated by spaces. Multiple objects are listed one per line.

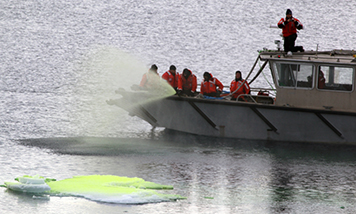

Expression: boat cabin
xmin=259 ymin=50 xmax=356 ymax=112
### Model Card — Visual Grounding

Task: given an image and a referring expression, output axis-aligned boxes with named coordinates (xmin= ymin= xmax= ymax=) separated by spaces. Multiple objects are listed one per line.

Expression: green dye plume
xmin=47 ymin=175 xmax=174 ymax=194
xmin=3 ymin=175 xmax=185 ymax=204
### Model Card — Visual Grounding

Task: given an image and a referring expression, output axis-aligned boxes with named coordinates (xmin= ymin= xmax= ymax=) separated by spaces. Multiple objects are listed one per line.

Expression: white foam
xmin=5 ymin=182 xmax=51 ymax=193
xmin=74 ymin=191 xmax=176 ymax=204
xmin=18 ymin=176 xmax=46 ymax=185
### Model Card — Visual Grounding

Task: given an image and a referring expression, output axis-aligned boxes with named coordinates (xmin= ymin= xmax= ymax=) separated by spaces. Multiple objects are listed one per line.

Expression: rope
xmin=258 ymin=59 xmax=277 ymax=97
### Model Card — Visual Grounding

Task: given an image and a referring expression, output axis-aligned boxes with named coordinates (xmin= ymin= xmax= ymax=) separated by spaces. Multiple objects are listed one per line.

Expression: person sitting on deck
xmin=230 ymin=70 xmax=250 ymax=101
xmin=139 ymin=64 xmax=160 ymax=90
xmin=177 ymin=68 xmax=197 ymax=97
xmin=162 ymin=65 xmax=179 ymax=92
xmin=277 ymin=9 xmax=303 ymax=53
xmin=200 ymin=72 xmax=224 ymax=97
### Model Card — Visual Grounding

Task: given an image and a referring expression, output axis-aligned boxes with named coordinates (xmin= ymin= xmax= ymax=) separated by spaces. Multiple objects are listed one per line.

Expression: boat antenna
xmin=275 ymin=40 xmax=281 ymax=51
xmin=316 ymin=44 xmax=319 ymax=57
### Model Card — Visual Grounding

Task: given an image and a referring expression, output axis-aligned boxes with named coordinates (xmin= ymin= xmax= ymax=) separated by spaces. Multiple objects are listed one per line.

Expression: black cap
xmin=183 ymin=68 xmax=191 ymax=77
xmin=150 ymin=64 xmax=158 ymax=70
xmin=286 ymin=9 xmax=292 ymax=15
xmin=203 ymin=72 xmax=211 ymax=79
xmin=169 ymin=65 xmax=176 ymax=70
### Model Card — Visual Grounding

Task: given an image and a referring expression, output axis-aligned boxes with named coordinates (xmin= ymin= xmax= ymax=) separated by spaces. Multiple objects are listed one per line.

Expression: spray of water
xmin=73 ymin=46 xmax=175 ymax=136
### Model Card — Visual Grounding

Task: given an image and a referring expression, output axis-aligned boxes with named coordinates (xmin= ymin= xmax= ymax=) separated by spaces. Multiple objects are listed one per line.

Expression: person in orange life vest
xmin=230 ymin=71 xmax=250 ymax=101
xmin=162 ymin=65 xmax=179 ymax=91
xmin=139 ymin=64 xmax=160 ymax=89
xmin=177 ymin=68 xmax=197 ymax=96
xmin=278 ymin=9 xmax=303 ymax=53
xmin=200 ymin=72 xmax=224 ymax=97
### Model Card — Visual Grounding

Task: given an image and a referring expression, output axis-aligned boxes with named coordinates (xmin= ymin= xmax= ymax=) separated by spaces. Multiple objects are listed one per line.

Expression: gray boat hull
xmin=111 ymin=94 xmax=356 ymax=145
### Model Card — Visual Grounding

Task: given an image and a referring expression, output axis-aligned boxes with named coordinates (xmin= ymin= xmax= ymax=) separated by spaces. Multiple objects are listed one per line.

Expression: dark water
xmin=1 ymin=0 xmax=356 ymax=213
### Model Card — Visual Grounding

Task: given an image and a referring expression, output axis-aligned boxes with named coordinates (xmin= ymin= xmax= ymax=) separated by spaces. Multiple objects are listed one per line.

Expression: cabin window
xmin=273 ymin=62 xmax=314 ymax=88
xmin=317 ymin=66 xmax=354 ymax=91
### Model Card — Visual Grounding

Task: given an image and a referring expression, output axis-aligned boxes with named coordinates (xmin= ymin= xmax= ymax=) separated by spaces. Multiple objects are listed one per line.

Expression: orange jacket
xmin=178 ymin=70 xmax=197 ymax=92
xmin=162 ymin=70 xmax=179 ymax=88
xmin=139 ymin=71 xmax=160 ymax=89
xmin=277 ymin=17 xmax=303 ymax=37
xmin=230 ymin=79 xmax=250 ymax=99
xmin=200 ymin=76 xmax=224 ymax=95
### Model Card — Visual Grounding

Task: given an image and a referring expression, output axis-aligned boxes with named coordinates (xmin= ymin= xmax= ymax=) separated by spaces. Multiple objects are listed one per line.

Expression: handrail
xmin=250 ymin=88 xmax=276 ymax=91
xmin=236 ymin=94 xmax=275 ymax=105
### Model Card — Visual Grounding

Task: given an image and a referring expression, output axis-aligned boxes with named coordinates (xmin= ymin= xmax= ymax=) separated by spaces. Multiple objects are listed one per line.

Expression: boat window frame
xmin=316 ymin=64 xmax=355 ymax=92
xmin=271 ymin=61 xmax=315 ymax=90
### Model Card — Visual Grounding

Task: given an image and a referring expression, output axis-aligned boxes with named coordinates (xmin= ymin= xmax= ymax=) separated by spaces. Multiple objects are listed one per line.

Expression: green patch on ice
xmin=3 ymin=175 xmax=185 ymax=204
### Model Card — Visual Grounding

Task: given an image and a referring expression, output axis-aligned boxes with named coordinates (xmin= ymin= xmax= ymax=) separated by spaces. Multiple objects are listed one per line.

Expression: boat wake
xmin=17 ymin=137 xmax=168 ymax=156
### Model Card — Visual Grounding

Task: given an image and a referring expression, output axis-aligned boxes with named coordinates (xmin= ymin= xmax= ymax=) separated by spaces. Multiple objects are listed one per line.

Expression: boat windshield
xmin=317 ymin=65 xmax=354 ymax=91
xmin=272 ymin=62 xmax=313 ymax=88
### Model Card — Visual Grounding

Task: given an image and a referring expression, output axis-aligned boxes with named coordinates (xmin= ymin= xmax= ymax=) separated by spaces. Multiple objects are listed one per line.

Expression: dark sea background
xmin=1 ymin=0 xmax=356 ymax=213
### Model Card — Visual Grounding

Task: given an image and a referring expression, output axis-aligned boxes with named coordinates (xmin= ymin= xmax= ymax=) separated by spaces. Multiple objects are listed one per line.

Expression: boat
xmin=107 ymin=48 xmax=356 ymax=145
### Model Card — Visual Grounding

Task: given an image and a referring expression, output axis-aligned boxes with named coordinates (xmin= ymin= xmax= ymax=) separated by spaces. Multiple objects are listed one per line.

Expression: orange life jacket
xmin=178 ymin=70 xmax=197 ymax=92
xmin=230 ymin=79 xmax=250 ymax=99
xmin=162 ymin=70 xmax=179 ymax=88
xmin=277 ymin=17 xmax=303 ymax=37
xmin=139 ymin=70 xmax=160 ymax=89
xmin=200 ymin=76 xmax=224 ymax=95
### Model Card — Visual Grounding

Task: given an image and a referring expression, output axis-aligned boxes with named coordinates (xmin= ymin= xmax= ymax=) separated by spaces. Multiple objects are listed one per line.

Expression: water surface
xmin=1 ymin=0 xmax=355 ymax=213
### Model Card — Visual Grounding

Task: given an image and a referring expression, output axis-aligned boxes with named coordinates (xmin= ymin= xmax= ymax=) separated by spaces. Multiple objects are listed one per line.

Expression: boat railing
xmin=250 ymin=88 xmax=276 ymax=92
xmin=236 ymin=93 xmax=275 ymax=105
xmin=259 ymin=50 xmax=356 ymax=64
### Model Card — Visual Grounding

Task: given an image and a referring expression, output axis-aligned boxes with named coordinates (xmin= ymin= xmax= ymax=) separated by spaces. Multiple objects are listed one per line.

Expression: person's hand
xmin=187 ymin=90 xmax=194 ymax=96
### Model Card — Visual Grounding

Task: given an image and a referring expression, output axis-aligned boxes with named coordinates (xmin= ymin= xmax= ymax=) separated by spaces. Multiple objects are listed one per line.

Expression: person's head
xmin=150 ymin=64 xmax=158 ymax=73
xmin=286 ymin=9 xmax=292 ymax=18
xmin=203 ymin=72 xmax=211 ymax=81
xmin=235 ymin=70 xmax=242 ymax=80
xmin=183 ymin=68 xmax=191 ymax=78
xmin=169 ymin=65 xmax=176 ymax=75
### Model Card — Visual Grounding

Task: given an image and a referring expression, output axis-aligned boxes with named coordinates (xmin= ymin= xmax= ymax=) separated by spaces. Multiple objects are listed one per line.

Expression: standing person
xmin=277 ymin=9 xmax=303 ymax=53
xmin=200 ymin=72 xmax=224 ymax=97
xmin=230 ymin=71 xmax=250 ymax=101
xmin=177 ymin=68 xmax=197 ymax=96
xmin=162 ymin=65 xmax=179 ymax=91
xmin=139 ymin=64 xmax=160 ymax=89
